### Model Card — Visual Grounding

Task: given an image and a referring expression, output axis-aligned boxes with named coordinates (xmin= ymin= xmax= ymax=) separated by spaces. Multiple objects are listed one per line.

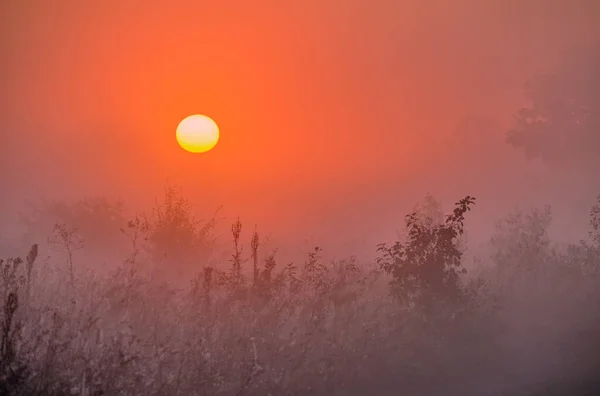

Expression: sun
xmin=176 ymin=114 xmax=220 ymax=153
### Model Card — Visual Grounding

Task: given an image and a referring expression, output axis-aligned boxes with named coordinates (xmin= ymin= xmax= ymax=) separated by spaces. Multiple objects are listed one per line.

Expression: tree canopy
xmin=507 ymin=43 xmax=600 ymax=171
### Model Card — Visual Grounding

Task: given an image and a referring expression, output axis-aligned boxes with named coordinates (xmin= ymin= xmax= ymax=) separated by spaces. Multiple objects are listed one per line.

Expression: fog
xmin=1 ymin=1 xmax=600 ymax=395
xmin=2 ymin=0 xmax=599 ymax=249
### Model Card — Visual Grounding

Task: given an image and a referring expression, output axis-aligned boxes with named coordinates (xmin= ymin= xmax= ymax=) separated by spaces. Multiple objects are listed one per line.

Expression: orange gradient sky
xmin=2 ymin=0 xmax=600 ymax=257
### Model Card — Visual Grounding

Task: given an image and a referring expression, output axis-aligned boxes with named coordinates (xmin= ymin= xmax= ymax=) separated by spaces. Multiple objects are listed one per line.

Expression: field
xmin=1 ymin=191 xmax=599 ymax=396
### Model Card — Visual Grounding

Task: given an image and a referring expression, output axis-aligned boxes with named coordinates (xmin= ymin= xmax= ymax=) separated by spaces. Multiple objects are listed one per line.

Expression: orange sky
xmin=2 ymin=0 xmax=600 ymax=257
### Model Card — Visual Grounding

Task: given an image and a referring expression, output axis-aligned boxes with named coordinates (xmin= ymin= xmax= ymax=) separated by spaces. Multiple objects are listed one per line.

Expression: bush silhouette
xmin=376 ymin=196 xmax=476 ymax=313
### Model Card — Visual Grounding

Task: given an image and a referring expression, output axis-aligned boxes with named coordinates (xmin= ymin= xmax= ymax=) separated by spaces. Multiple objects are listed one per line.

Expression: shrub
xmin=144 ymin=185 xmax=218 ymax=277
xmin=376 ymin=196 xmax=476 ymax=314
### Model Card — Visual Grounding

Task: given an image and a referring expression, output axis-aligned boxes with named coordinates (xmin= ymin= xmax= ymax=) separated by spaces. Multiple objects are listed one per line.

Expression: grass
xmin=1 ymin=197 xmax=600 ymax=396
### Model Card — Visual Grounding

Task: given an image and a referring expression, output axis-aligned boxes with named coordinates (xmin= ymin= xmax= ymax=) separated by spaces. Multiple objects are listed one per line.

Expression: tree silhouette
xmin=376 ymin=196 xmax=475 ymax=312
xmin=590 ymin=195 xmax=600 ymax=247
xmin=146 ymin=185 xmax=218 ymax=276
xmin=506 ymin=43 xmax=600 ymax=171
xmin=19 ymin=197 xmax=126 ymax=255
xmin=490 ymin=206 xmax=554 ymax=290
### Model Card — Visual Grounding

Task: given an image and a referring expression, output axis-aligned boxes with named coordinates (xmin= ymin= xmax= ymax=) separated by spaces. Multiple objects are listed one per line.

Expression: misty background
xmin=2 ymin=0 xmax=600 ymax=260
xmin=2 ymin=2 xmax=600 ymax=395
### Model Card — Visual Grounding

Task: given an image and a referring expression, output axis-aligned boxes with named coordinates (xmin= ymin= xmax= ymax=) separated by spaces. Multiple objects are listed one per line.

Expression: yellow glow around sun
xmin=176 ymin=114 xmax=220 ymax=153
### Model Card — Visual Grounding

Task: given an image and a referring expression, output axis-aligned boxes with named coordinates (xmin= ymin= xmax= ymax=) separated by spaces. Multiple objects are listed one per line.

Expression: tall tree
xmin=506 ymin=44 xmax=600 ymax=172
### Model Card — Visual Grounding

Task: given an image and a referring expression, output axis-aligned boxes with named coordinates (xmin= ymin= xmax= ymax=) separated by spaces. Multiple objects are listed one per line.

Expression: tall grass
xmin=1 ymin=195 xmax=600 ymax=395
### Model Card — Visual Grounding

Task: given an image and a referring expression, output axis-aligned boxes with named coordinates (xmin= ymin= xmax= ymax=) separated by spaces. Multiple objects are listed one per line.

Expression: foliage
xmin=48 ymin=223 xmax=84 ymax=283
xmin=490 ymin=206 xmax=553 ymax=277
xmin=590 ymin=194 xmax=600 ymax=247
xmin=2 ymin=192 xmax=600 ymax=395
xmin=19 ymin=197 xmax=126 ymax=254
xmin=302 ymin=246 xmax=328 ymax=293
xmin=565 ymin=195 xmax=600 ymax=279
xmin=145 ymin=185 xmax=218 ymax=275
xmin=506 ymin=43 xmax=600 ymax=170
xmin=120 ymin=215 xmax=151 ymax=270
xmin=0 ymin=245 xmax=37 ymax=395
xmin=376 ymin=196 xmax=475 ymax=311
xmin=229 ymin=217 xmax=244 ymax=288
xmin=411 ymin=193 xmax=444 ymax=229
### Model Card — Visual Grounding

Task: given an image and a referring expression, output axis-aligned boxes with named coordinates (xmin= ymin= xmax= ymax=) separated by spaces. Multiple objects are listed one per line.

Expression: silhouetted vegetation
xmin=145 ymin=185 xmax=219 ymax=277
xmin=19 ymin=197 xmax=126 ymax=256
xmin=376 ymin=196 xmax=475 ymax=314
xmin=3 ymin=40 xmax=600 ymax=396
xmin=507 ymin=43 xmax=600 ymax=171
xmin=1 ymin=188 xmax=600 ymax=395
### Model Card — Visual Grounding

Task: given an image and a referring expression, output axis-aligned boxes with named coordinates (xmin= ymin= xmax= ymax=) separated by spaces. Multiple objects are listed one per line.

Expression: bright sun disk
xmin=176 ymin=114 xmax=220 ymax=153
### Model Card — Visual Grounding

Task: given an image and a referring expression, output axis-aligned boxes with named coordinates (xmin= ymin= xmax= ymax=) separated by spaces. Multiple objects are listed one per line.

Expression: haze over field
xmin=2 ymin=0 xmax=599 ymax=256
xmin=1 ymin=1 xmax=600 ymax=395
